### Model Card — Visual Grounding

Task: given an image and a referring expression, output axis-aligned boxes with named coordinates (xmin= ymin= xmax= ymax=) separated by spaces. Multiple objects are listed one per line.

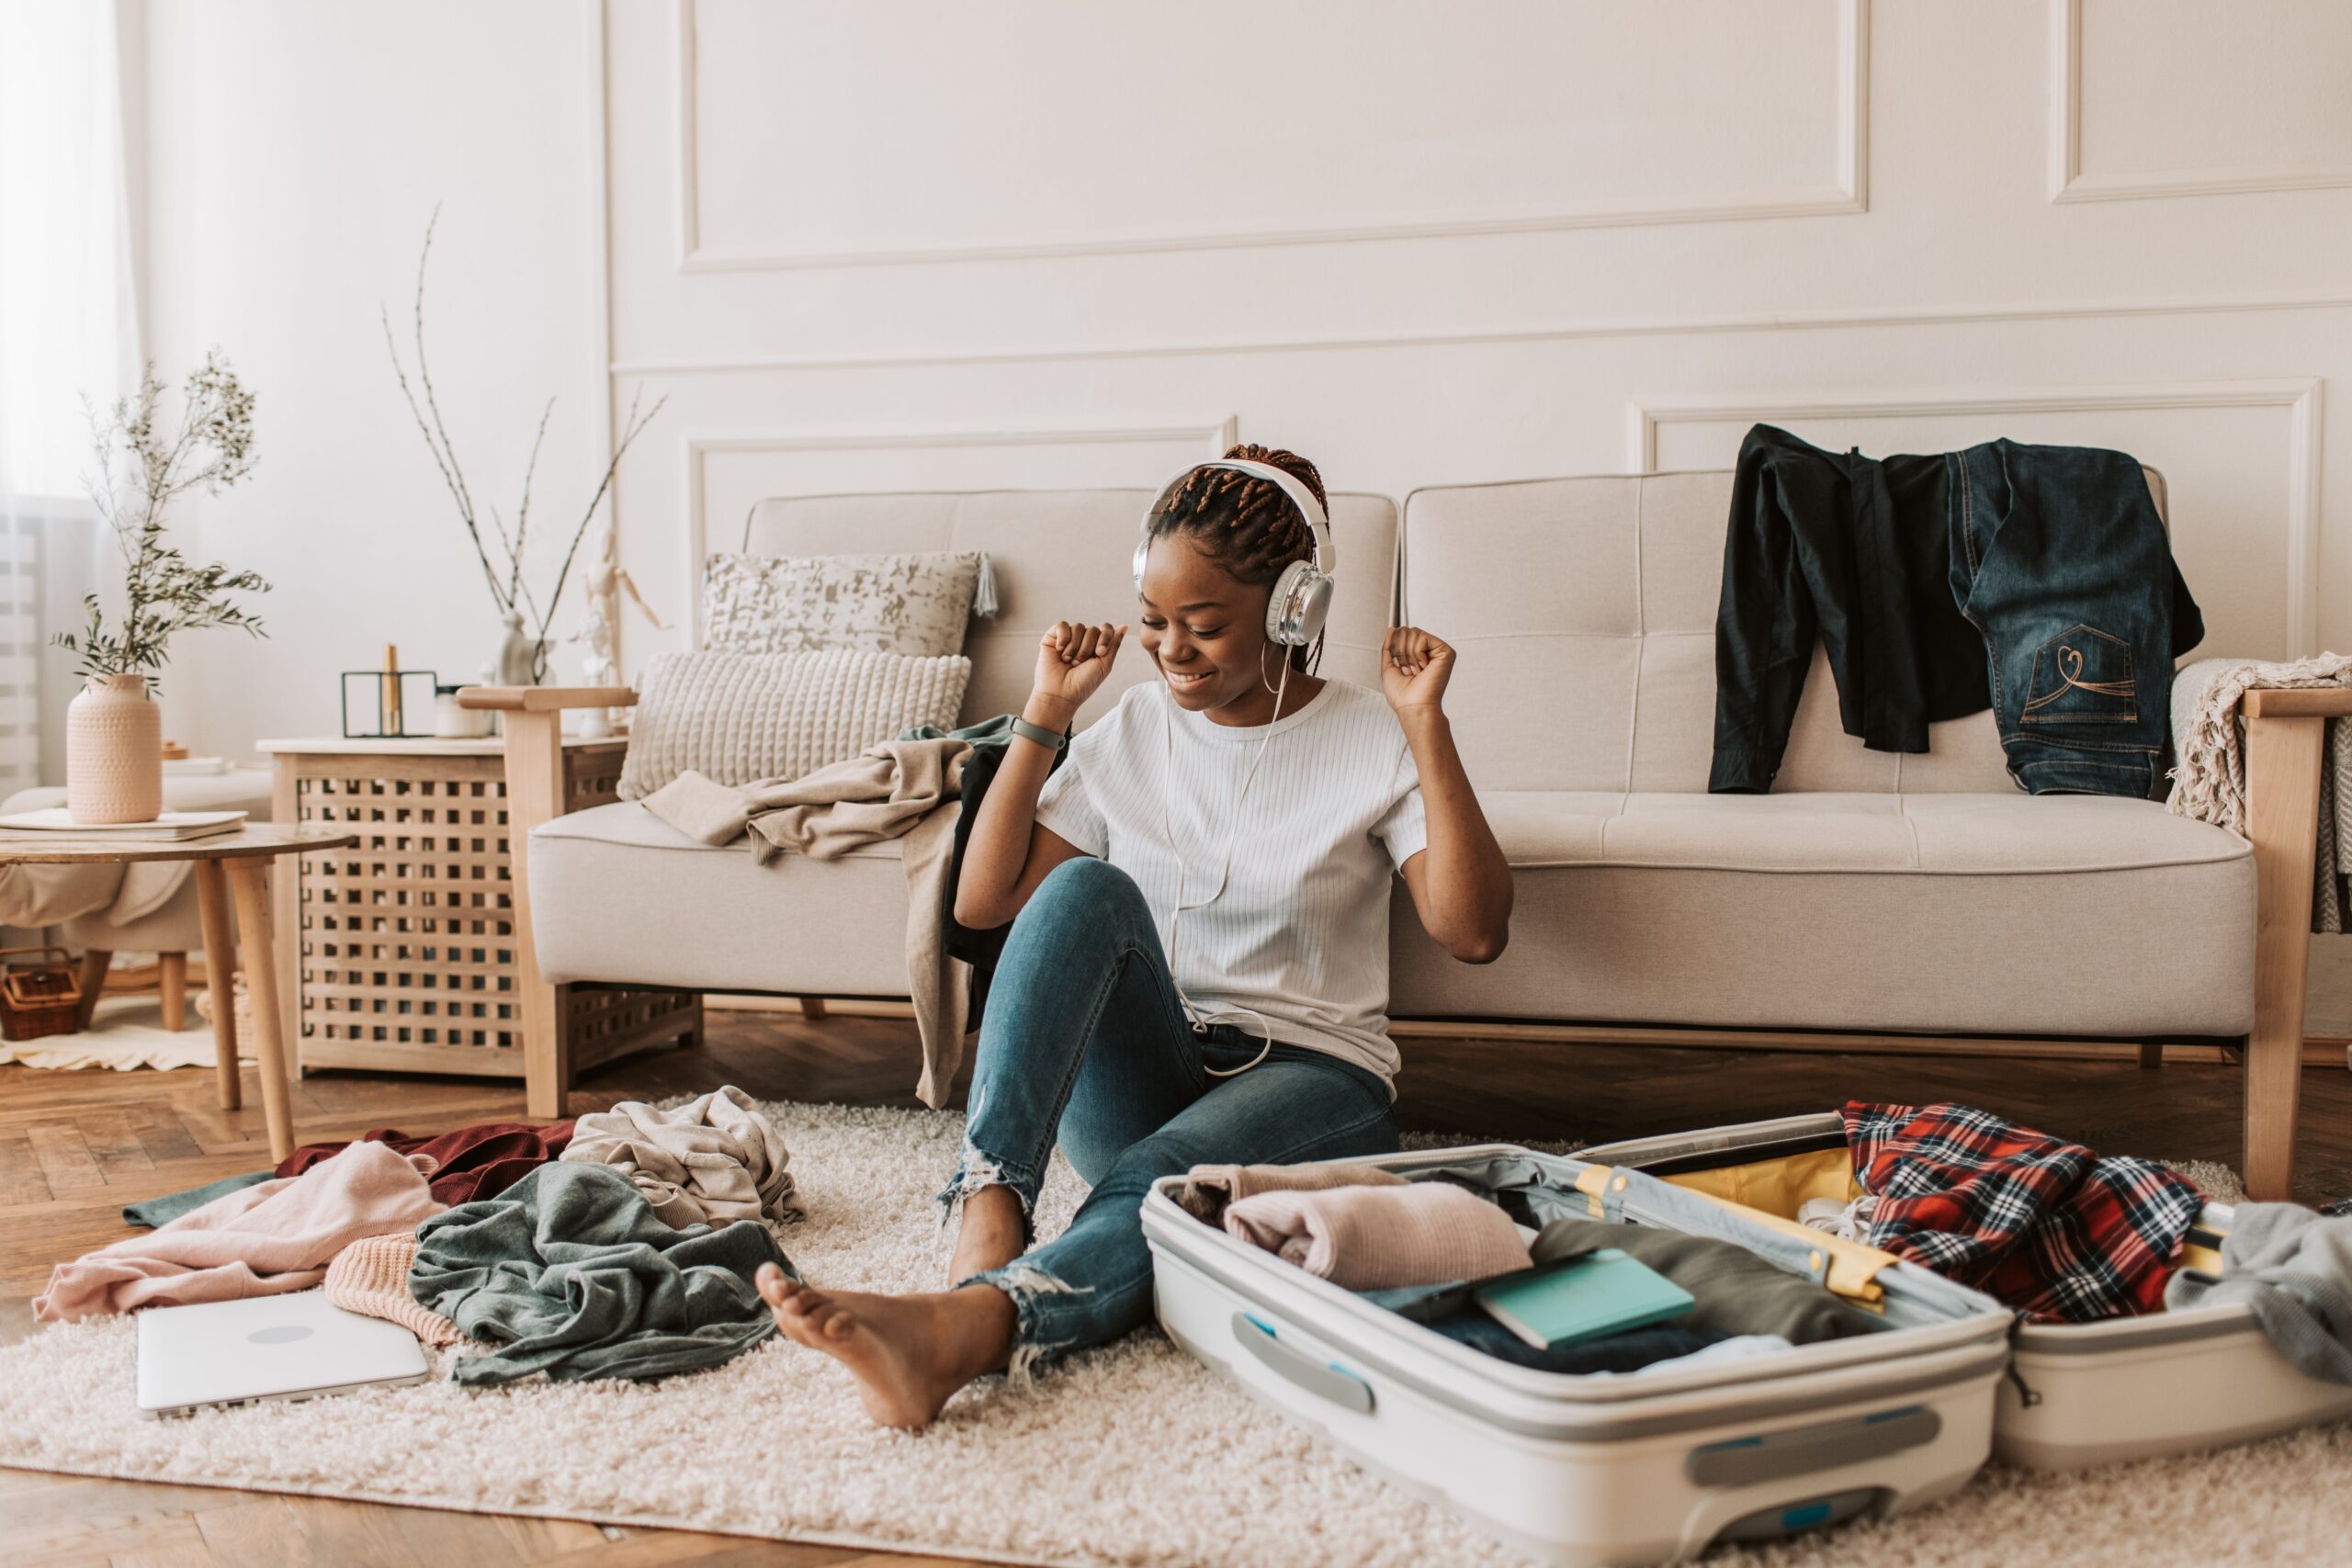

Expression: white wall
xmin=141 ymin=0 xmax=2352 ymax=1019
xmin=140 ymin=0 xmax=604 ymax=755
xmin=601 ymin=0 xmax=2352 ymax=681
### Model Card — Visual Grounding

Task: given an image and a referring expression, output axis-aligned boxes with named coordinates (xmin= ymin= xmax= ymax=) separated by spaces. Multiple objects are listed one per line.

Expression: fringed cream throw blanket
xmin=2169 ymin=655 xmax=2352 ymax=933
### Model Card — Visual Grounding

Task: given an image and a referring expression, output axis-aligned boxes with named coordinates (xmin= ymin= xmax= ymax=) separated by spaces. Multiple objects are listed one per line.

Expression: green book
xmin=1473 ymin=1248 xmax=1696 ymax=1349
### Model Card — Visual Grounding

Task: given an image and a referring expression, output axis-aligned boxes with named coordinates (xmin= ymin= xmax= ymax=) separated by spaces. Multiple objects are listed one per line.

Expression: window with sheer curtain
xmin=0 ymin=0 xmax=140 ymax=791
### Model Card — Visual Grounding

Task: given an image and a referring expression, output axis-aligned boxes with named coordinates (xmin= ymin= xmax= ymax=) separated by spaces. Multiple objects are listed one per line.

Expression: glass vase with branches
xmin=383 ymin=209 xmax=664 ymax=683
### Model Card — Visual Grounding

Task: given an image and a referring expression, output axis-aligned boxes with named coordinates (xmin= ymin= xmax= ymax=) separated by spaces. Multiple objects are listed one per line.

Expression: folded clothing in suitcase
xmin=1143 ymin=1145 xmax=2014 ymax=1567
xmin=1581 ymin=1113 xmax=2352 ymax=1470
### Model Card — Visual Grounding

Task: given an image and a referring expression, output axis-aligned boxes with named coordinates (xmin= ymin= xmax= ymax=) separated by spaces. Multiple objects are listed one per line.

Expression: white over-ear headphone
xmin=1133 ymin=457 xmax=1338 ymax=647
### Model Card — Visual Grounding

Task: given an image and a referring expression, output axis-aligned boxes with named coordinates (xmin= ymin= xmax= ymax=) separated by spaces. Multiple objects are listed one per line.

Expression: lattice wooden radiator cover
xmin=281 ymin=743 xmax=695 ymax=1077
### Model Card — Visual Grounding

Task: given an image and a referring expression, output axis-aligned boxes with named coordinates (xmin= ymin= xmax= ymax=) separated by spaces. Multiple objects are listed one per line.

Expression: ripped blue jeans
xmin=945 ymin=856 xmax=1399 ymax=1372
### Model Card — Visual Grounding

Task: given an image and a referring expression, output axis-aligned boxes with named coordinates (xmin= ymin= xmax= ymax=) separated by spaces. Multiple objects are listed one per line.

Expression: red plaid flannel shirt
xmin=1841 ymin=1100 xmax=2204 ymax=1324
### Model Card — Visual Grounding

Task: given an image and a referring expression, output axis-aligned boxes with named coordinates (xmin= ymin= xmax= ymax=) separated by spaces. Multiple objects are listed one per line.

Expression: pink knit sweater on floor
xmin=35 ymin=1142 xmax=444 ymax=1322
xmin=324 ymin=1231 xmax=460 ymax=1346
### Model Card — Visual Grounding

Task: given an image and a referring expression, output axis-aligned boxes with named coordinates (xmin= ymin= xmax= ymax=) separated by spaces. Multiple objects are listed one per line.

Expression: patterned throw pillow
xmin=617 ymin=649 xmax=971 ymax=801
xmin=702 ymin=551 xmax=983 ymax=658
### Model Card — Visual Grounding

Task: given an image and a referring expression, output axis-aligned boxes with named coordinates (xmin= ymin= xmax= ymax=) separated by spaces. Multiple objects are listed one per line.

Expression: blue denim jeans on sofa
xmin=1948 ymin=440 xmax=2204 ymax=798
xmin=1711 ymin=423 xmax=2203 ymax=799
xmin=944 ymin=855 xmax=1400 ymax=1372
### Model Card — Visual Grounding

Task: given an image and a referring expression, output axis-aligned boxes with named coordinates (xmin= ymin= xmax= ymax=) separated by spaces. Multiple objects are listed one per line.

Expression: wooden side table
xmin=260 ymin=727 xmax=696 ymax=1118
xmin=0 ymin=825 xmax=357 ymax=1162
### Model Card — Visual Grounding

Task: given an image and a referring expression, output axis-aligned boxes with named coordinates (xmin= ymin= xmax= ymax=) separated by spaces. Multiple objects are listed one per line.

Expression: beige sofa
xmin=512 ymin=474 xmax=2322 ymax=1194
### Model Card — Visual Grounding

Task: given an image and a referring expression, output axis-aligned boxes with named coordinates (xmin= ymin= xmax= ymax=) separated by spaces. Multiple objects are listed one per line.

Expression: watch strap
xmin=1010 ymin=716 xmax=1068 ymax=752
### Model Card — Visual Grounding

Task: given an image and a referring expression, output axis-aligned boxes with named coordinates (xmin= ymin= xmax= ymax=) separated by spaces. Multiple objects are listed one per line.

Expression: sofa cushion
xmin=530 ymin=802 xmax=912 ymax=997
xmin=616 ymin=649 xmax=970 ymax=801
xmin=535 ymin=790 xmax=2254 ymax=1040
xmin=1476 ymin=789 xmax=2248 ymax=874
xmin=1399 ymin=471 xmax=2188 ymax=798
xmin=1392 ymin=790 xmax=2254 ymax=1039
xmin=701 ymin=549 xmax=983 ymax=658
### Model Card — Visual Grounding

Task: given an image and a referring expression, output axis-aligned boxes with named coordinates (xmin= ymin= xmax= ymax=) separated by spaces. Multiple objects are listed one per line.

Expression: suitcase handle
xmin=1230 ymin=1313 xmax=1374 ymax=1416
xmin=1686 ymin=1405 xmax=1939 ymax=1488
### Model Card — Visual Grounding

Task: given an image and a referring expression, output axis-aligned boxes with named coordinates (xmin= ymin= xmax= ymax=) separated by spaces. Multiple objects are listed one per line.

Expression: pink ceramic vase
xmin=65 ymin=673 xmax=163 ymax=825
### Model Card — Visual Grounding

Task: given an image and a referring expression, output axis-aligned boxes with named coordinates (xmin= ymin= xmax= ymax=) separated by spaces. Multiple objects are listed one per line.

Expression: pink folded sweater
xmin=35 ymin=1142 xmax=445 ymax=1323
xmin=1223 ymin=1181 xmax=1532 ymax=1291
xmin=1178 ymin=1160 xmax=1406 ymax=1224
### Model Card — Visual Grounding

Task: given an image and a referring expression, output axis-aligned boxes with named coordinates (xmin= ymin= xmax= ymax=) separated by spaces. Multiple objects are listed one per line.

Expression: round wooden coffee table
xmin=0 ymin=824 xmax=358 ymax=1161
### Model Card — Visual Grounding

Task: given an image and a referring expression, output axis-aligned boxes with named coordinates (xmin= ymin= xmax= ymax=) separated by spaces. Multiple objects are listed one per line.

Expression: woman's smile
xmin=1161 ymin=666 xmax=1215 ymax=696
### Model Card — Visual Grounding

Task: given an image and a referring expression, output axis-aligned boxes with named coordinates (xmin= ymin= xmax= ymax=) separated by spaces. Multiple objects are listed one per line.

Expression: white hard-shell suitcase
xmin=1580 ymin=1112 xmax=2352 ymax=1470
xmin=1142 ymin=1144 xmax=2014 ymax=1567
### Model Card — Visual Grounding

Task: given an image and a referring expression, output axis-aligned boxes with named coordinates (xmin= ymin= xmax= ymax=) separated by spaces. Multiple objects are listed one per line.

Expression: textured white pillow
xmin=618 ymin=649 xmax=971 ymax=802
xmin=703 ymin=551 xmax=981 ymax=658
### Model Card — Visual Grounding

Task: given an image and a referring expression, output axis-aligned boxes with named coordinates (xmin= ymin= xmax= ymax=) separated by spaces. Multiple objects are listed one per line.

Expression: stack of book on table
xmin=0 ymin=808 xmax=247 ymax=842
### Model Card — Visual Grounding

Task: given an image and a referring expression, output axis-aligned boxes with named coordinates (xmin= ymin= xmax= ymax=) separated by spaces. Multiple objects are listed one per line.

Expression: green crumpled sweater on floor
xmin=411 ymin=1161 xmax=797 ymax=1386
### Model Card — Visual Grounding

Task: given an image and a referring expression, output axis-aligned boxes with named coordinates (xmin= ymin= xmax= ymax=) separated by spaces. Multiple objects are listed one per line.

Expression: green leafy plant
xmin=54 ymin=353 xmax=271 ymax=686
xmin=383 ymin=209 xmax=664 ymax=682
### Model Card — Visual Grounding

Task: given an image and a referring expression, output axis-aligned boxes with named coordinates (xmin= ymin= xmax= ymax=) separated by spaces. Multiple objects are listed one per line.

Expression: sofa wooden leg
xmin=159 ymin=953 xmax=188 ymax=1032
xmin=797 ymin=997 xmax=828 ymax=1021
xmin=2136 ymin=1041 xmax=2164 ymax=1069
xmin=2242 ymin=712 xmax=2324 ymax=1202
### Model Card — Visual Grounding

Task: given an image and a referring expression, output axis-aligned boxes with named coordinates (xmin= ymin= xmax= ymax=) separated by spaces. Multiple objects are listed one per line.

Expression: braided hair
xmin=1144 ymin=444 xmax=1329 ymax=672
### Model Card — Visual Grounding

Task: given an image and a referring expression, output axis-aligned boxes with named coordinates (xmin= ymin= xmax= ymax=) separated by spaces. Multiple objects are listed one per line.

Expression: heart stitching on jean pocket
xmin=2021 ymin=625 xmax=2137 ymax=725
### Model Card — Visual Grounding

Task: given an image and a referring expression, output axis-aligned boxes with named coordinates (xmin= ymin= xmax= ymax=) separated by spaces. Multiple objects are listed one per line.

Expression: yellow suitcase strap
xmin=1574 ymin=1165 xmax=1893 ymax=1303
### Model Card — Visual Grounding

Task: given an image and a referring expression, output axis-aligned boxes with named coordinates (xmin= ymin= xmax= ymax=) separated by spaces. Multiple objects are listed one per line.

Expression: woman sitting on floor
xmin=757 ymin=444 xmax=1513 ymax=1427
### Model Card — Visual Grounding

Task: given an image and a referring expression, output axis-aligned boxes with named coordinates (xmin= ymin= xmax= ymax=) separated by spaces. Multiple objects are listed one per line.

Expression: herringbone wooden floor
xmin=4 ymin=1007 xmax=2348 ymax=1566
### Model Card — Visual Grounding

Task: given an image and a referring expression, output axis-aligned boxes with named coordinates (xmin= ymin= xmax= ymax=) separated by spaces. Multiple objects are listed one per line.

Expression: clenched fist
xmin=1380 ymin=626 xmax=1455 ymax=714
xmin=1029 ymin=620 xmax=1126 ymax=724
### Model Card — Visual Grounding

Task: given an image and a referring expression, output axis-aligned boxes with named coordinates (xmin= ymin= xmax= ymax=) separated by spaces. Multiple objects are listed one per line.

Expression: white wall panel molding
xmin=669 ymin=0 xmax=1869 ymax=273
xmin=679 ymin=418 xmax=1237 ymax=641
xmin=1629 ymin=380 xmax=2324 ymax=657
xmin=2049 ymin=0 xmax=2352 ymax=204
xmin=584 ymin=0 xmax=624 ymax=662
xmin=608 ymin=290 xmax=2352 ymax=379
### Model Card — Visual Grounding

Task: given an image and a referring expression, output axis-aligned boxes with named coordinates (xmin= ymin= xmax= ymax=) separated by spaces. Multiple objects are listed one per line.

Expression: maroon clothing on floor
xmin=277 ymin=1121 xmax=576 ymax=1207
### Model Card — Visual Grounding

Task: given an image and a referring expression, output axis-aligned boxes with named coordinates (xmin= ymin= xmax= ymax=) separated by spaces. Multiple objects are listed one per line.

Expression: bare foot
xmin=758 ymin=1262 xmax=1016 ymax=1429
xmin=947 ymin=1182 xmax=1027 ymax=1283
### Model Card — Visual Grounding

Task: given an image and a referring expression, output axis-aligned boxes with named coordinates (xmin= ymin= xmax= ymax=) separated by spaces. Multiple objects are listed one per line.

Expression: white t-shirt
xmin=1033 ymin=677 xmax=1428 ymax=1089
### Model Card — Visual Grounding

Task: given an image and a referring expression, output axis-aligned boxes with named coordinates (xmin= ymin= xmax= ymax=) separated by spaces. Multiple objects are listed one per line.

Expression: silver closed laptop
xmin=135 ymin=1289 xmax=430 ymax=1416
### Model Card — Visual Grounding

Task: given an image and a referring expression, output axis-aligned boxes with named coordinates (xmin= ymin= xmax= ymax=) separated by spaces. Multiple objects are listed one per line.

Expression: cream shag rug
xmin=0 ymin=993 xmax=256 ymax=1071
xmin=0 ymin=1103 xmax=2345 ymax=1568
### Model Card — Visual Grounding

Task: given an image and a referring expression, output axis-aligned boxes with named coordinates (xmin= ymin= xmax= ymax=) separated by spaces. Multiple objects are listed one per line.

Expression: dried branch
xmin=510 ymin=396 xmax=554 ymax=604
xmin=384 ymin=209 xmax=666 ymax=680
xmin=382 ymin=207 xmax=513 ymax=615
xmin=527 ymin=386 xmax=665 ymax=679
xmin=383 ymin=303 xmax=509 ymax=615
xmin=409 ymin=210 xmax=481 ymax=548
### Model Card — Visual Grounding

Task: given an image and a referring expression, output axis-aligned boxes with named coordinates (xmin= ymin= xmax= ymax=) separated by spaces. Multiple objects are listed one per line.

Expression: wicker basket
xmin=0 ymin=946 xmax=84 ymax=1042
xmin=195 ymin=976 xmax=257 ymax=1052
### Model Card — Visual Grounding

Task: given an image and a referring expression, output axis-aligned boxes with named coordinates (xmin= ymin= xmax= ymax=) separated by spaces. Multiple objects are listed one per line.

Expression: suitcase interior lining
xmin=1386 ymin=1161 xmax=1938 ymax=1331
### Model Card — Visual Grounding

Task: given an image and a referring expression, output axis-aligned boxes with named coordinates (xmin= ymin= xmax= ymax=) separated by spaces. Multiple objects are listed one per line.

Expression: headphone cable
xmin=1160 ymin=656 xmax=1291 ymax=1077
